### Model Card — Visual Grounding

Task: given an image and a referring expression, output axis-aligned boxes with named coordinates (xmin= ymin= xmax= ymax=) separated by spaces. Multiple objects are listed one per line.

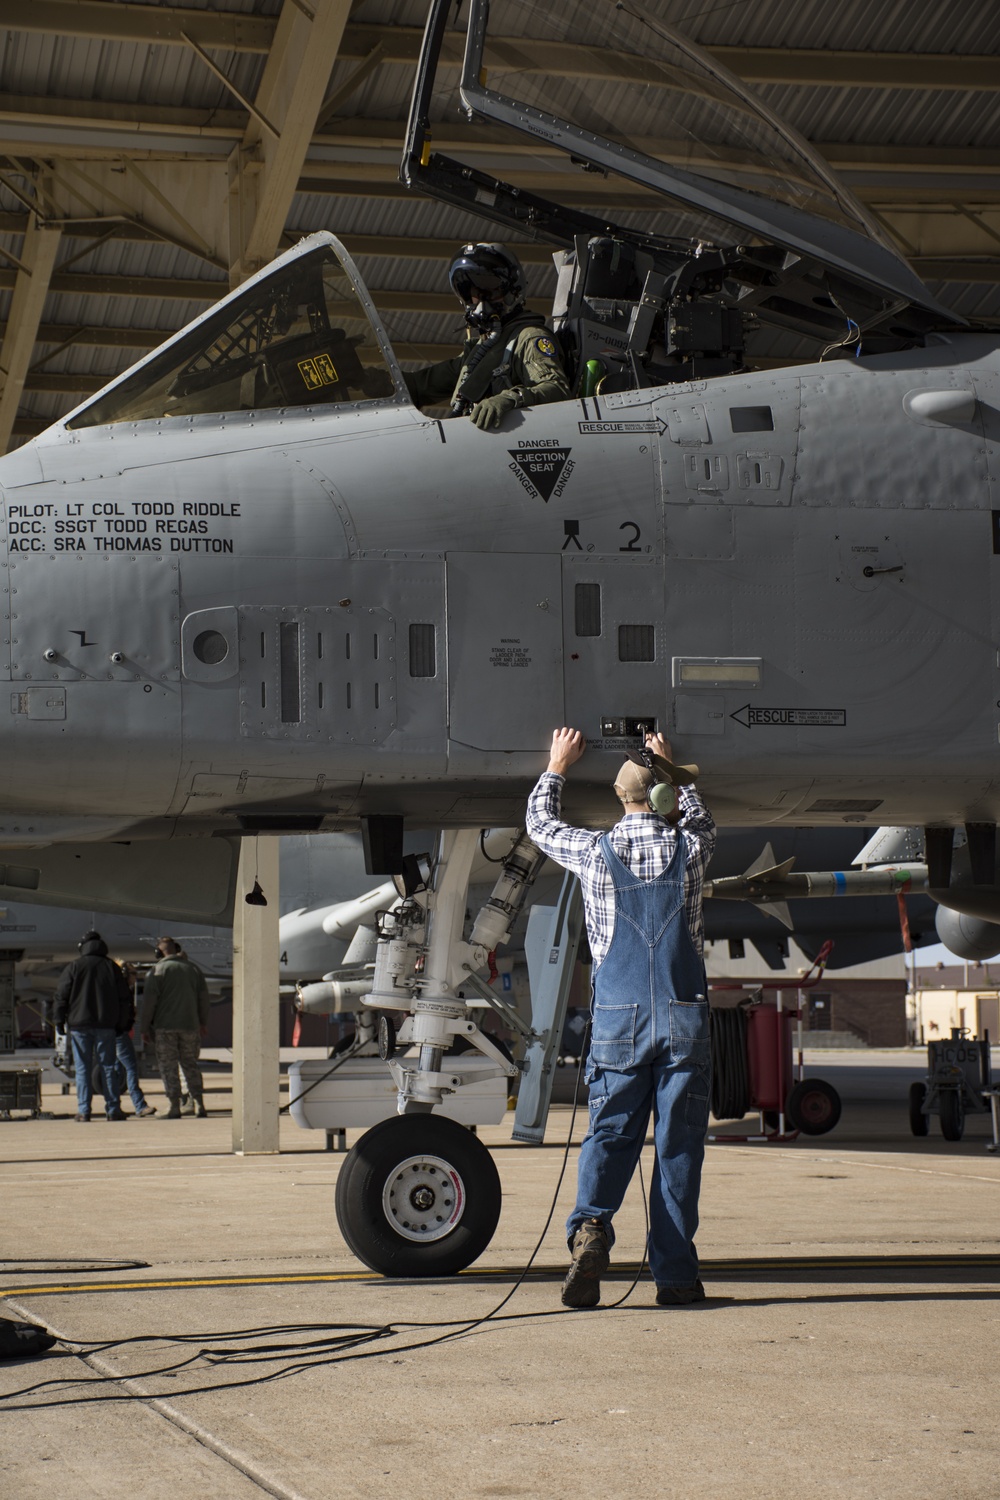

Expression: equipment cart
xmin=909 ymin=1029 xmax=993 ymax=1142
xmin=709 ymin=943 xmax=842 ymax=1143
xmin=0 ymin=1067 xmax=43 ymax=1120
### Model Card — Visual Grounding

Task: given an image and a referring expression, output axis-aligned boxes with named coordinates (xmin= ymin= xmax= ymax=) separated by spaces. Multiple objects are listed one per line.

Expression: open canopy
xmin=402 ymin=0 xmax=960 ymax=355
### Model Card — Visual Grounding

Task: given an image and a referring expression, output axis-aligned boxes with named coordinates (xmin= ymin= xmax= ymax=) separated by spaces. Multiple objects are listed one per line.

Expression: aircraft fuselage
xmin=2 ymin=335 xmax=998 ymax=836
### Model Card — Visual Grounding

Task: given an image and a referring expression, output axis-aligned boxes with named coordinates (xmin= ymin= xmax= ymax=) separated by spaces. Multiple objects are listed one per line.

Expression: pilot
xmin=525 ymin=728 xmax=716 ymax=1309
xmin=403 ymin=242 xmax=571 ymax=428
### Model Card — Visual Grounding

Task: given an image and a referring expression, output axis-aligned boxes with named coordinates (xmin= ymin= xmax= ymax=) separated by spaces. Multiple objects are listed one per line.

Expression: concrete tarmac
xmin=0 ymin=1050 xmax=997 ymax=1500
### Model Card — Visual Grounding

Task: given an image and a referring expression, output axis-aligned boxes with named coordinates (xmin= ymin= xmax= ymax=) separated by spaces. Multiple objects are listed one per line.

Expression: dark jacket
xmin=141 ymin=954 xmax=210 ymax=1032
xmin=52 ymin=937 xmax=132 ymax=1032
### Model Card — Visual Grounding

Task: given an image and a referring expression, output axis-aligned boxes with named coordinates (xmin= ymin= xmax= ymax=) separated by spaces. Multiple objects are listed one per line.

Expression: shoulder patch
xmin=534 ymin=335 xmax=557 ymax=358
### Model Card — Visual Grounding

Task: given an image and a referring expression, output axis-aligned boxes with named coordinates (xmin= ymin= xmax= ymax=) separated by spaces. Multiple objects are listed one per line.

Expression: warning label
xmin=508 ymin=444 xmax=573 ymax=503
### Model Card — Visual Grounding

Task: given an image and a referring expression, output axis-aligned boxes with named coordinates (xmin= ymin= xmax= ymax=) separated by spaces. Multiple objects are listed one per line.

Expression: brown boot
xmin=561 ymin=1219 xmax=610 ymax=1309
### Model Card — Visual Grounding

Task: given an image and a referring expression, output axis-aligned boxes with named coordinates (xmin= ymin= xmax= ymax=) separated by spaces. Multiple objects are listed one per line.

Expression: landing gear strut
xmin=334 ymin=829 xmax=542 ymax=1275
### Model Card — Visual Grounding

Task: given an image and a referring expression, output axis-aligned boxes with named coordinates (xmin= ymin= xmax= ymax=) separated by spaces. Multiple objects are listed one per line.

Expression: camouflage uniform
xmin=141 ymin=953 xmax=210 ymax=1107
xmin=154 ymin=1028 xmax=203 ymax=1105
xmin=404 ymin=315 xmax=571 ymax=415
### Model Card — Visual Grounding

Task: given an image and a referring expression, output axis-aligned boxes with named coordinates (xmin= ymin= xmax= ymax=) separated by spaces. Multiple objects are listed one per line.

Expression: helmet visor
xmin=450 ymin=269 xmax=506 ymax=304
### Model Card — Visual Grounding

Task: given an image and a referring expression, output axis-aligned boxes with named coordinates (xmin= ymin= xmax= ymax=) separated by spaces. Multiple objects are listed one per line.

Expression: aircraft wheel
xmin=785 ymin=1078 xmax=841 ymax=1135
xmin=335 ymin=1113 xmax=502 ymax=1277
xmin=908 ymin=1081 xmax=929 ymax=1136
xmin=939 ymin=1089 xmax=965 ymax=1142
xmin=91 ymin=1059 xmax=124 ymax=1098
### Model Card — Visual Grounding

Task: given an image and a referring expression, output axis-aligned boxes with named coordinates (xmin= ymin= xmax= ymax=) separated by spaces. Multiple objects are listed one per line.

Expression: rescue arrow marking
xmin=578 ymin=419 xmax=668 ymax=436
xmin=731 ymin=705 xmax=847 ymax=728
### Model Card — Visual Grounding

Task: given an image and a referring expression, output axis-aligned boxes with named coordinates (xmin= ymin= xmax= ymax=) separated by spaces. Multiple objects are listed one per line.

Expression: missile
xmin=704 ymin=841 xmax=928 ymax=930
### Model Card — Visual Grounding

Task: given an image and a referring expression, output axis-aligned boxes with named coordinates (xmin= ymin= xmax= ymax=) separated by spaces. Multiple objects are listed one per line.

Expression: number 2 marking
xmin=619 ymin=522 xmax=641 ymax=552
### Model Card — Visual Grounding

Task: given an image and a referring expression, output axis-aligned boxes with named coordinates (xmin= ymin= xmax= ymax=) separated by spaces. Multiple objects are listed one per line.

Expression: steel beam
xmin=4 ymin=215 xmax=999 ymax=279
xmin=0 ymin=217 xmax=61 ymax=453
xmin=6 ymin=92 xmax=1000 ymax=184
xmin=0 ymin=265 xmax=552 ymax=314
xmin=5 ymin=8 xmax=998 ymax=91
xmin=709 ymin=45 xmax=1000 ymax=91
xmin=0 ymin=1 xmax=276 ymax=52
xmin=17 ymin=322 xmax=175 ymax=348
xmin=228 ymin=0 xmax=353 ymax=286
xmin=0 ymin=267 xmax=225 ymax=300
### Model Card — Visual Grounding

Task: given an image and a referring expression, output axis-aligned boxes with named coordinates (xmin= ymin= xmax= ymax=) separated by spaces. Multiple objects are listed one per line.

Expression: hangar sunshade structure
xmin=0 ymin=0 xmax=999 ymax=451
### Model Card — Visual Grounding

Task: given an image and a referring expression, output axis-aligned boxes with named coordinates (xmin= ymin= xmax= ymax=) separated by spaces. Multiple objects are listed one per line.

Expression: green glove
xmin=469 ymin=390 xmax=519 ymax=429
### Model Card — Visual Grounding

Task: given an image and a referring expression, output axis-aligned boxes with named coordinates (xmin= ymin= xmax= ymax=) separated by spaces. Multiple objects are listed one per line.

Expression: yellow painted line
xmin=2 ymin=1253 xmax=999 ymax=1299
xmin=0 ymin=1271 xmax=377 ymax=1297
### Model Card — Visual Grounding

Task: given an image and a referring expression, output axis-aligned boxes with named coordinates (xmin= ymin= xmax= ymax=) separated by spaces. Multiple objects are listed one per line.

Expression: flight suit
xmin=403 ymin=315 xmax=572 ymax=413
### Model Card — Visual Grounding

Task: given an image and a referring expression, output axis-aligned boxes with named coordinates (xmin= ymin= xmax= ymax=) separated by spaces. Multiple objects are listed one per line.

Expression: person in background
xmin=141 ymin=937 xmax=211 ymax=1119
xmin=52 ymin=930 xmax=132 ymax=1122
xmin=114 ymin=963 xmax=156 ymax=1117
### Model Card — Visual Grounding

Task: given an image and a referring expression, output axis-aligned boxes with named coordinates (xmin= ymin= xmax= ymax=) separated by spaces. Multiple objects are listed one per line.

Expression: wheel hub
xmin=382 ymin=1153 xmax=465 ymax=1243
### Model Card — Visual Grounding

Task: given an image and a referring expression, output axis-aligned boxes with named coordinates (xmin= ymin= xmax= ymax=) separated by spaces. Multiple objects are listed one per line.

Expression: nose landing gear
xmin=334 ymin=827 xmax=542 ymax=1276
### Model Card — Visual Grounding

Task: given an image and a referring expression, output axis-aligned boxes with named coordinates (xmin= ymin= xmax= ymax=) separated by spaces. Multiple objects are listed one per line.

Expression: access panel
xmin=446 ymin=553 xmax=563 ymax=751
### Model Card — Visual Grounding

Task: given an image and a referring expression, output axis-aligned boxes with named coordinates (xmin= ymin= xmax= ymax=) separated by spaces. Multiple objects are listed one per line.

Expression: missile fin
xmin=758 ymin=899 xmax=794 ymax=931
xmin=744 ymin=842 xmax=796 ymax=882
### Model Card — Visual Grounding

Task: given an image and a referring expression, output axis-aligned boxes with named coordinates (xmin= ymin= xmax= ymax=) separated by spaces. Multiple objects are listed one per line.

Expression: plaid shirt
xmin=525 ymin=773 xmax=717 ymax=968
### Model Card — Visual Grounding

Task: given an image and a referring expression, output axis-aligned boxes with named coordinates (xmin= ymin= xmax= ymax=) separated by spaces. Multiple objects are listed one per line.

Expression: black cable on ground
xmin=709 ymin=1004 xmax=750 ymax=1120
xmin=0 ymin=1028 xmax=656 ymax=1410
xmin=0 ymin=1259 xmax=149 ymax=1274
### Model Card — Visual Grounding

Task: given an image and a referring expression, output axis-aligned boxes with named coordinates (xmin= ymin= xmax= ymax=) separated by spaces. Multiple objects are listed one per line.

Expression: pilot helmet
xmin=78 ymin=928 xmax=102 ymax=949
xmin=448 ymin=243 xmax=525 ymax=332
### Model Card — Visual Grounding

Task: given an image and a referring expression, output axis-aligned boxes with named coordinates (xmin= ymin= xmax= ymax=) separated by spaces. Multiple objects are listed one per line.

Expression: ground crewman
xmin=141 ymin=937 xmax=211 ymax=1119
xmin=525 ymin=728 xmax=716 ymax=1308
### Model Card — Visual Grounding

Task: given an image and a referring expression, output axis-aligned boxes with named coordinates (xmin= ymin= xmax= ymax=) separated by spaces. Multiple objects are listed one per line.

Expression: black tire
xmin=91 ymin=1058 xmax=124 ymax=1098
xmin=785 ymin=1078 xmax=841 ymax=1136
xmin=335 ymin=1113 xmax=502 ymax=1277
xmin=330 ymin=1030 xmax=358 ymax=1058
xmin=908 ymin=1081 xmax=929 ymax=1137
xmin=939 ymin=1088 xmax=965 ymax=1142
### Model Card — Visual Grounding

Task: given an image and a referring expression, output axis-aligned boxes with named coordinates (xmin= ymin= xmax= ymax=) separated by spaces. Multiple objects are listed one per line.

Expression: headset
xmin=646 ymin=778 xmax=677 ymax=817
xmin=615 ymin=749 xmax=677 ymax=816
xmin=638 ymin=748 xmax=678 ymax=816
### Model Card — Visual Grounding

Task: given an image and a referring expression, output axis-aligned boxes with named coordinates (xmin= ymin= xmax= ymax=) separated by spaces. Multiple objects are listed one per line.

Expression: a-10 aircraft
xmin=1 ymin=0 xmax=996 ymax=1270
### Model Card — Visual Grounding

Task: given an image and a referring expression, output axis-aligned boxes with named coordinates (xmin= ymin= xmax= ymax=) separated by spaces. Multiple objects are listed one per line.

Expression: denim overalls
xmin=567 ymin=833 xmax=711 ymax=1288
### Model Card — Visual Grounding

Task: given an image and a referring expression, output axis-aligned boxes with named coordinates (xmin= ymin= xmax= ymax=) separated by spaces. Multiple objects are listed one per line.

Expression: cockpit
xmin=66 ymin=243 xmax=398 ymax=429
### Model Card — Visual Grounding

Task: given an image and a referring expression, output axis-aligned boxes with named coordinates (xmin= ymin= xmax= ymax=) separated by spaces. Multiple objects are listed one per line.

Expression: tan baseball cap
xmin=613 ymin=760 xmax=657 ymax=803
xmin=625 ymin=750 xmax=699 ymax=785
